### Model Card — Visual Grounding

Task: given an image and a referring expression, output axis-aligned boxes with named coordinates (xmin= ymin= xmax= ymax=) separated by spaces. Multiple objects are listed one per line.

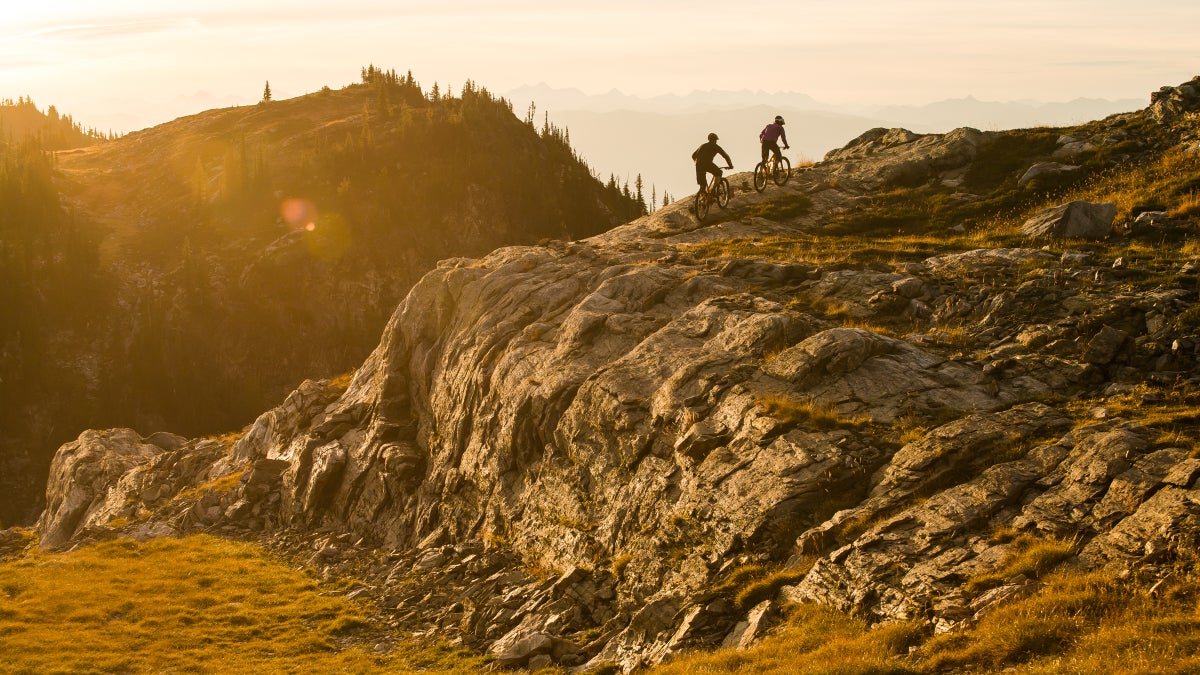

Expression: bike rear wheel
xmin=716 ymin=178 xmax=730 ymax=208
xmin=773 ymin=157 xmax=791 ymax=186
xmin=753 ymin=162 xmax=768 ymax=192
xmin=694 ymin=188 xmax=710 ymax=221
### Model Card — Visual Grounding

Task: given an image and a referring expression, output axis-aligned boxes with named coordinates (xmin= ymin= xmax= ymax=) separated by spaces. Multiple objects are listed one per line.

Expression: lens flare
xmin=280 ymin=198 xmax=318 ymax=232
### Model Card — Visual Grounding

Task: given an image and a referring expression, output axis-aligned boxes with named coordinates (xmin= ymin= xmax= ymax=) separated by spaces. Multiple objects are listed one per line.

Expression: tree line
xmin=0 ymin=97 xmax=115 ymax=150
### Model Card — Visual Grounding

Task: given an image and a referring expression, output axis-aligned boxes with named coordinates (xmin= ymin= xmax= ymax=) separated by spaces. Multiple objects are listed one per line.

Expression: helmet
xmin=775 ymin=115 xmax=785 ymax=124
xmin=707 ymin=132 xmax=719 ymax=141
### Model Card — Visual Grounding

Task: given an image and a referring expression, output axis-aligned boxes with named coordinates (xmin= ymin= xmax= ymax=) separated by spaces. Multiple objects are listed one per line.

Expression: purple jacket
xmin=759 ymin=122 xmax=787 ymax=145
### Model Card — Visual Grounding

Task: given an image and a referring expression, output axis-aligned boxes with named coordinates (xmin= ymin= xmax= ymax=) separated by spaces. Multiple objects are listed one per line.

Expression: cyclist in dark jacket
xmin=759 ymin=115 xmax=789 ymax=164
xmin=692 ymin=132 xmax=733 ymax=191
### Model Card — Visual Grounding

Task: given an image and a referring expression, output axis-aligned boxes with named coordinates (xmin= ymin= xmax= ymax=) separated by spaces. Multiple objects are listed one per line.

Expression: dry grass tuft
xmin=758 ymin=395 xmax=871 ymax=430
xmin=1171 ymin=190 xmax=1200 ymax=219
xmin=964 ymin=534 xmax=1078 ymax=595
xmin=327 ymin=371 xmax=355 ymax=394
xmin=733 ymin=566 xmax=812 ymax=613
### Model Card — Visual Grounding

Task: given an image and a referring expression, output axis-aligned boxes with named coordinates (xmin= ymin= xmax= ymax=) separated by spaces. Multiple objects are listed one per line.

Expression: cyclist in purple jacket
xmin=759 ymin=115 xmax=790 ymax=165
xmin=692 ymin=132 xmax=733 ymax=191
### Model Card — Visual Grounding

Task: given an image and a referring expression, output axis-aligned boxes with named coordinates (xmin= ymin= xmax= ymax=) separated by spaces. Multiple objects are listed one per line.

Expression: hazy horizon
xmin=4 ymin=1 xmax=1198 ymax=134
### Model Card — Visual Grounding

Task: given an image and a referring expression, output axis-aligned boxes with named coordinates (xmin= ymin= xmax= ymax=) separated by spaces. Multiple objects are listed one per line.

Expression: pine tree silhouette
xmin=261 ymin=81 xmax=272 ymax=103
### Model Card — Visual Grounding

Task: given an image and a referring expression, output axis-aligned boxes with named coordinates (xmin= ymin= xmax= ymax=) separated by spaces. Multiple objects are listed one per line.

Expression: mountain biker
xmin=759 ymin=115 xmax=789 ymax=165
xmin=692 ymin=132 xmax=733 ymax=192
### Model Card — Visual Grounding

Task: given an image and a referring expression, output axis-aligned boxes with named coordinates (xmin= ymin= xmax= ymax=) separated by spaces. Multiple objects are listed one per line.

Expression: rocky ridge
xmin=30 ymin=76 xmax=1200 ymax=671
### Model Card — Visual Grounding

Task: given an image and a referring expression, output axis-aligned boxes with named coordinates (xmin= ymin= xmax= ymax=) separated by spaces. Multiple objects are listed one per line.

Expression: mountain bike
xmin=694 ymin=170 xmax=731 ymax=221
xmin=753 ymin=153 xmax=791 ymax=192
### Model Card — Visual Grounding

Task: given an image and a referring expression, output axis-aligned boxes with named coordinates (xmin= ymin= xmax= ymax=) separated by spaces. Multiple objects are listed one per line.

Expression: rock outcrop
xmin=1021 ymin=200 xmax=1117 ymax=239
xmin=30 ymin=75 xmax=1200 ymax=672
xmin=1150 ymin=76 xmax=1200 ymax=123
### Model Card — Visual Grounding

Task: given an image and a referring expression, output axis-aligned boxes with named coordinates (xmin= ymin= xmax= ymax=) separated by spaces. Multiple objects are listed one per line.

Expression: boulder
xmin=37 ymin=429 xmax=170 ymax=549
xmin=1083 ymin=325 xmax=1131 ymax=365
xmin=1149 ymin=76 xmax=1200 ymax=123
xmin=1021 ymin=201 xmax=1116 ymax=239
xmin=1129 ymin=211 xmax=1171 ymax=234
xmin=1053 ymin=141 xmax=1095 ymax=160
xmin=1018 ymin=162 xmax=1080 ymax=186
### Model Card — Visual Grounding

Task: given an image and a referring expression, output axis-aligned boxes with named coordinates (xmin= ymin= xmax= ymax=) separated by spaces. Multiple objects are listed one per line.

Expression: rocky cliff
xmin=33 ymin=76 xmax=1200 ymax=671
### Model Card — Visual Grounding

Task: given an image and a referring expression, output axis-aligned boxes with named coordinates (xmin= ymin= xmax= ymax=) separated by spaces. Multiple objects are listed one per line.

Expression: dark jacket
xmin=692 ymin=140 xmax=731 ymax=166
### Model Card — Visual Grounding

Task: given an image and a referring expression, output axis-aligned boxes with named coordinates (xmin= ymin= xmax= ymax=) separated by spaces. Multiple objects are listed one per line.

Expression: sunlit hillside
xmin=10 ymin=76 xmax=1200 ymax=674
xmin=0 ymin=67 xmax=643 ymax=526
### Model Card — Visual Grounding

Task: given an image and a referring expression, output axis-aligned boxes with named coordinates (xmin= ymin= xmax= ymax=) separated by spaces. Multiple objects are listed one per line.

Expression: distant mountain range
xmin=866 ymin=95 xmax=1145 ymax=132
xmin=507 ymin=83 xmax=839 ymax=115
xmin=506 ymin=84 xmax=1143 ymax=201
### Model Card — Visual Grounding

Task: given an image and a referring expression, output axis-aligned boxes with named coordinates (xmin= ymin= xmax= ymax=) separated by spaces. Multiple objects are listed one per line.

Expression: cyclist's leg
xmin=696 ymin=163 xmax=707 ymax=189
xmin=761 ymin=142 xmax=770 ymax=164
xmin=769 ymin=141 xmax=782 ymax=164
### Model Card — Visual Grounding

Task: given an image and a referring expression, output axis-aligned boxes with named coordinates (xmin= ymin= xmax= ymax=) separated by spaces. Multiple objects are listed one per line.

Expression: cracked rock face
xmin=33 ymin=79 xmax=1200 ymax=672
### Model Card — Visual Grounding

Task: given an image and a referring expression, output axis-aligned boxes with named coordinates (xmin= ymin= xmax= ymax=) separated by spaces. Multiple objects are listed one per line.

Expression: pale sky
xmin=2 ymin=0 xmax=1199 ymax=132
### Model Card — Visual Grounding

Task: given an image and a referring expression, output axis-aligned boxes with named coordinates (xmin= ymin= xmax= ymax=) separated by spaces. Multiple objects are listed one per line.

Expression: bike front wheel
xmin=753 ymin=162 xmax=768 ymax=192
xmin=716 ymin=178 xmax=730 ymax=208
xmin=773 ymin=157 xmax=791 ymax=186
xmin=695 ymin=188 xmax=710 ymax=221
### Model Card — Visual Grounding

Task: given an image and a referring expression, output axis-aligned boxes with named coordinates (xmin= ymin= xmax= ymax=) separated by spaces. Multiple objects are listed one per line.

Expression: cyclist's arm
xmin=781 ymin=127 xmax=789 ymax=149
xmin=719 ymin=149 xmax=733 ymax=168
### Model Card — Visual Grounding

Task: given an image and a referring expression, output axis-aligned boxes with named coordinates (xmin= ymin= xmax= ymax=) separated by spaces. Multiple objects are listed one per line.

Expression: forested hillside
xmin=0 ymin=68 xmax=642 ymax=525
xmin=0 ymin=140 xmax=109 ymax=522
xmin=0 ymin=98 xmax=108 ymax=149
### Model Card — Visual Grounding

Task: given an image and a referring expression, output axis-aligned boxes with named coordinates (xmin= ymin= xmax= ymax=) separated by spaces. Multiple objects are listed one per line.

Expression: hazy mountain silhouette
xmin=868 ymin=95 xmax=1143 ymax=132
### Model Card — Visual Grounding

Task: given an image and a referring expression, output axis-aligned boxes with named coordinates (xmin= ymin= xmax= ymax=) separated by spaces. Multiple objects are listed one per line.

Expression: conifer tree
xmin=261 ymin=81 xmax=272 ymax=103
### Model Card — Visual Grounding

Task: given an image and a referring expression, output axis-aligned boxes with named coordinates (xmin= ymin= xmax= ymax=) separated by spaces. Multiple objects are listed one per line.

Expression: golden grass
xmin=652 ymin=554 xmax=1200 ymax=675
xmin=920 ymin=565 xmax=1200 ymax=674
xmin=963 ymin=534 xmax=1078 ymax=595
xmin=171 ymin=470 xmax=247 ymax=504
xmin=706 ymin=562 xmax=816 ymax=614
xmin=1171 ymin=190 xmax=1200 ymax=219
xmin=683 ymin=233 xmax=971 ymax=267
xmin=327 ymin=371 xmax=355 ymax=394
xmin=1005 ymin=146 xmax=1200 ymax=230
xmin=652 ymin=603 xmax=922 ymax=675
xmin=203 ymin=429 xmax=246 ymax=447
xmin=1065 ymin=382 xmax=1200 ymax=454
xmin=0 ymin=535 xmax=489 ymax=674
xmin=757 ymin=395 xmax=871 ymax=430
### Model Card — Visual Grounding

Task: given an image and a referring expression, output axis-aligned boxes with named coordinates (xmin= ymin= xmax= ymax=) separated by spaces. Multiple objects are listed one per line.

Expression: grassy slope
xmin=0 ymin=534 xmax=489 ymax=675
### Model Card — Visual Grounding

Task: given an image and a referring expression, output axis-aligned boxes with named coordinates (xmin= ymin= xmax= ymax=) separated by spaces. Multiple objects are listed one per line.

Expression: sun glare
xmin=280 ymin=197 xmax=317 ymax=232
